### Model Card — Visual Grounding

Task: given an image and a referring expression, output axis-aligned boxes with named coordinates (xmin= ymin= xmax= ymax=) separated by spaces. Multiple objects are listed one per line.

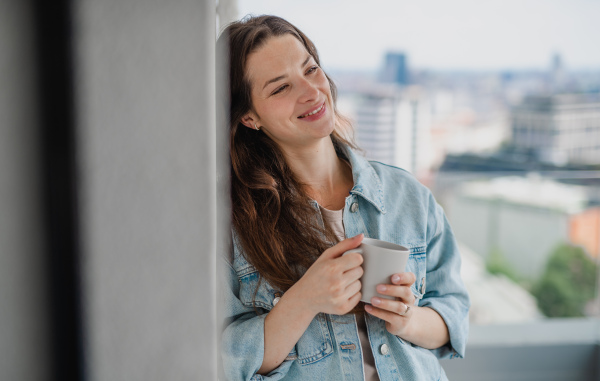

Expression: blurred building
xmin=569 ymin=206 xmax=600 ymax=259
xmin=381 ymin=52 xmax=408 ymax=85
xmin=339 ymin=85 xmax=433 ymax=178
xmin=550 ymin=53 xmax=567 ymax=91
xmin=511 ymin=93 xmax=600 ymax=165
xmin=430 ymin=109 xmax=510 ymax=168
xmin=446 ymin=175 xmax=593 ymax=279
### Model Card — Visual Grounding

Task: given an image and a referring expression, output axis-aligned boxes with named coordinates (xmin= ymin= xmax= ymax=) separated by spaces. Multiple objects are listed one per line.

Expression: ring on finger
xmin=398 ymin=304 xmax=410 ymax=316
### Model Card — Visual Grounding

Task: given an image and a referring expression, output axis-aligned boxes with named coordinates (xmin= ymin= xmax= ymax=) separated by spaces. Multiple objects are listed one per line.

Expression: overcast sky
xmin=236 ymin=0 xmax=600 ymax=72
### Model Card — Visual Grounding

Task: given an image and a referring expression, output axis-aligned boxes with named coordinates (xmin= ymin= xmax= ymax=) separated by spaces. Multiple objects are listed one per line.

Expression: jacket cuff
xmin=222 ymin=313 xmax=295 ymax=380
xmin=420 ymin=296 xmax=469 ymax=359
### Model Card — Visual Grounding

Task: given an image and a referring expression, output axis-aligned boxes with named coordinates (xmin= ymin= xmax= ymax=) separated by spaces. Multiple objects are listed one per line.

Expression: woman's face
xmin=242 ymin=34 xmax=335 ymax=153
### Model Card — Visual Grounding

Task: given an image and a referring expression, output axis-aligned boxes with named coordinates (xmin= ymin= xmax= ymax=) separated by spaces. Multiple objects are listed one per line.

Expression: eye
xmin=306 ymin=65 xmax=319 ymax=75
xmin=272 ymin=84 xmax=288 ymax=95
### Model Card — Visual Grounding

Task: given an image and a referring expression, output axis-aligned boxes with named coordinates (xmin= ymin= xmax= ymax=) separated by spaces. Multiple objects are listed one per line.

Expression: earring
xmin=254 ymin=123 xmax=260 ymax=131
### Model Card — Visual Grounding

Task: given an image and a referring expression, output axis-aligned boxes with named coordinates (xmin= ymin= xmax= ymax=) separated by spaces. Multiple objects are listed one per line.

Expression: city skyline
xmin=237 ymin=0 xmax=600 ymax=72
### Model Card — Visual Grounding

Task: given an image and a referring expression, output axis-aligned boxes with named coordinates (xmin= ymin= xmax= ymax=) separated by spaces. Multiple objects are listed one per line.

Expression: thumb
xmin=321 ymin=233 xmax=364 ymax=260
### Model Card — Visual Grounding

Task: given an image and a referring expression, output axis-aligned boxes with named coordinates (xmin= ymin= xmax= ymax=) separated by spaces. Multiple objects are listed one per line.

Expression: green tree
xmin=532 ymin=243 xmax=598 ymax=318
xmin=486 ymin=246 xmax=520 ymax=283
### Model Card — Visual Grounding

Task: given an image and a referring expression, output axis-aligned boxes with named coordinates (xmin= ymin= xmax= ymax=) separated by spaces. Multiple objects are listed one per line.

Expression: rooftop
xmin=458 ymin=174 xmax=589 ymax=213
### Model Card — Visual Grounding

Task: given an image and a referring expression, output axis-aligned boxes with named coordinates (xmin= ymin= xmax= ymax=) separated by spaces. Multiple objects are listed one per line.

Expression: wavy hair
xmin=218 ymin=15 xmax=357 ymax=293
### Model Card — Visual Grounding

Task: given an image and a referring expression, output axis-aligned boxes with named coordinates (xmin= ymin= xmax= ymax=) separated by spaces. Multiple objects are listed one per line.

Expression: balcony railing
xmin=442 ymin=318 xmax=600 ymax=381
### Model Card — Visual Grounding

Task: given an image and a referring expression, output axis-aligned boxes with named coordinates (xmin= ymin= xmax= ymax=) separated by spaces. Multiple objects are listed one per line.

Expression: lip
xmin=297 ymin=102 xmax=326 ymax=121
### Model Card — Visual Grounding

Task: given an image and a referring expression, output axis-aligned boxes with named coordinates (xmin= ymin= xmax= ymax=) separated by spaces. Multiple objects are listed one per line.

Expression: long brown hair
xmin=219 ymin=15 xmax=357 ymax=294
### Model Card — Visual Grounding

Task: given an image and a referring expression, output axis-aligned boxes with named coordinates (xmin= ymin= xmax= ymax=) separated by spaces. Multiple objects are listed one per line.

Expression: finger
xmin=343 ymin=265 xmax=364 ymax=283
xmin=376 ymin=284 xmax=414 ymax=304
xmin=364 ymin=303 xmax=407 ymax=330
xmin=369 ymin=298 xmax=411 ymax=318
xmin=347 ymin=291 xmax=362 ymax=309
xmin=345 ymin=279 xmax=362 ymax=297
xmin=338 ymin=252 xmax=364 ymax=272
xmin=391 ymin=272 xmax=416 ymax=286
xmin=321 ymin=234 xmax=364 ymax=260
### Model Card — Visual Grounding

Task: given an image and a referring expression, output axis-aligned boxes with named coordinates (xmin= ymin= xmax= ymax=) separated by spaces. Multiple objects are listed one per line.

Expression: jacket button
xmin=350 ymin=202 xmax=359 ymax=213
xmin=272 ymin=297 xmax=280 ymax=306
xmin=379 ymin=344 xmax=389 ymax=355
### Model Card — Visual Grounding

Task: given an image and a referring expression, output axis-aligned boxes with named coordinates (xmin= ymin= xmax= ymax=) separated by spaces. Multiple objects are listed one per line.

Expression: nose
xmin=297 ymin=77 xmax=319 ymax=103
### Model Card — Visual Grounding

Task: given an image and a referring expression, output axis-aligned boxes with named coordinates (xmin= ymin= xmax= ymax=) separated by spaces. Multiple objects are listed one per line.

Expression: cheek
xmin=317 ymin=75 xmax=332 ymax=97
xmin=258 ymin=99 xmax=294 ymax=123
xmin=274 ymin=97 xmax=298 ymax=113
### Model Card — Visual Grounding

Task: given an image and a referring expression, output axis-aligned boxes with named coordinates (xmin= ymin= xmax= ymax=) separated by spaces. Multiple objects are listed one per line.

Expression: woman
xmin=218 ymin=15 xmax=469 ymax=381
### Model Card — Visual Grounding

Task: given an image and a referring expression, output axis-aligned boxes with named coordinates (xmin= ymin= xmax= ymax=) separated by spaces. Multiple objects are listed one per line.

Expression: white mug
xmin=344 ymin=238 xmax=409 ymax=303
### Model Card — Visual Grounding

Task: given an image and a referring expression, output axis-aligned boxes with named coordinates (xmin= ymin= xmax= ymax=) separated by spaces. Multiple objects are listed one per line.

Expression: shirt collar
xmin=343 ymin=146 xmax=387 ymax=214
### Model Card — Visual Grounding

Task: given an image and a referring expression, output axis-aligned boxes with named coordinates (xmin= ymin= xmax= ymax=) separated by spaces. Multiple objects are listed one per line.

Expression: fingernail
xmin=371 ymin=297 xmax=381 ymax=306
xmin=364 ymin=304 xmax=372 ymax=312
xmin=377 ymin=285 xmax=387 ymax=292
xmin=392 ymin=274 xmax=401 ymax=283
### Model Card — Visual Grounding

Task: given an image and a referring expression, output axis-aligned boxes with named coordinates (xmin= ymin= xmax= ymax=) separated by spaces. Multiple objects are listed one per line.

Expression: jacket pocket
xmin=237 ymin=268 xmax=334 ymax=365
xmin=237 ymin=267 xmax=280 ymax=311
xmin=296 ymin=313 xmax=334 ymax=365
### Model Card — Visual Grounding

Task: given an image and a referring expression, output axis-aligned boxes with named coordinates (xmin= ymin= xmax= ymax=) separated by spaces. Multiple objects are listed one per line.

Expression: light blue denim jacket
xmin=220 ymin=147 xmax=470 ymax=381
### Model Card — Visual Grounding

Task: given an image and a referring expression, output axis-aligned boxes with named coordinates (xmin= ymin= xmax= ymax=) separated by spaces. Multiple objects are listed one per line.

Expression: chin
xmin=315 ymin=122 xmax=336 ymax=139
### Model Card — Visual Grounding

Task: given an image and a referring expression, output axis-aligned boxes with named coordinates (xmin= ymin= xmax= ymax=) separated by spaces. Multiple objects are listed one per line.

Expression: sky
xmin=236 ymin=0 xmax=600 ymax=72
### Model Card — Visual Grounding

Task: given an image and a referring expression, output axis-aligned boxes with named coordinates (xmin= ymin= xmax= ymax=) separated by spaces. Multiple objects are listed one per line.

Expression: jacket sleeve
xmin=219 ymin=254 xmax=294 ymax=380
xmin=418 ymin=193 xmax=471 ymax=360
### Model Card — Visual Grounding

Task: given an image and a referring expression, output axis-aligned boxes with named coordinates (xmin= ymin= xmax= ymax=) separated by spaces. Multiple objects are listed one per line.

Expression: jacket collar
xmin=343 ymin=146 xmax=387 ymax=214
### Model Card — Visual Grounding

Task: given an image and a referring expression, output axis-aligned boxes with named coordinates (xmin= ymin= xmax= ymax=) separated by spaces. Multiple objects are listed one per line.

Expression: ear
xmin=240 ymin=113 xmax=260 ymax=130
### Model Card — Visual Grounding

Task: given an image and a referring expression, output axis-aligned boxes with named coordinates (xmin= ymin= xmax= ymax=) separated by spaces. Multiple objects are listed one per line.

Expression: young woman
xmin=218 ymin=15 xmax=470 ymax=381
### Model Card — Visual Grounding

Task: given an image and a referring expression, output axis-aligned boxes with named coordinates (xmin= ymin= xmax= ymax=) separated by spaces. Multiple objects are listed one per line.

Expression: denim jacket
xmin=220 ymin=147 xmax=470 ymax=381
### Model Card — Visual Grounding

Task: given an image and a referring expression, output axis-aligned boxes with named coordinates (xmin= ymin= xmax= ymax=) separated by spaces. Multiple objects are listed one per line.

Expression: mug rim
xmin=361 ymin=237 xmax=409 ymax=252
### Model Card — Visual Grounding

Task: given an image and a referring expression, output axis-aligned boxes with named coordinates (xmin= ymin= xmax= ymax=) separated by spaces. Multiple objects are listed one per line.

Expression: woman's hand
xmin=364 ymin=272 xmax=450 ymax=349
xmin=259 ymin=235 xmax=364 ymax=375
xmin=364 ymin=272 xmax=416 ymax=337
xmin=290 ymin=234 xmax=364 ymax=316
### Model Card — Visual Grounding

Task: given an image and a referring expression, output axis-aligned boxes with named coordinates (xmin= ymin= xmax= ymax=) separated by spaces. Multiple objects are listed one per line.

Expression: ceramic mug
xmin=344 ymin=238 xmax=410 ymax=303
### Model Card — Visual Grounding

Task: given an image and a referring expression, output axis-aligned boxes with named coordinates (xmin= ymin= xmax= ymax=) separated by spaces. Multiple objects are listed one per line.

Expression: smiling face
xmin=241 ymin=34 xmax=336 ymax=154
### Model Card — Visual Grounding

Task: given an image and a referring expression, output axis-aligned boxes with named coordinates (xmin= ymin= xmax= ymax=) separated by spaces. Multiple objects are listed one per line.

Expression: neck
xmin=282 ymin=137 xmax=353 ymax=210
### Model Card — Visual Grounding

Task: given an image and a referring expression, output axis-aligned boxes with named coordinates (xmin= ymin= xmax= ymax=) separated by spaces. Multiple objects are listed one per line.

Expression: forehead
xmin=245 ymin=34 xmax=310 ymax=89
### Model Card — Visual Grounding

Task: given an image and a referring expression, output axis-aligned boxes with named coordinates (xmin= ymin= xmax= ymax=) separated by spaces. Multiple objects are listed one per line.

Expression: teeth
xmin=300 ymin=104 xmax=323 ymax=118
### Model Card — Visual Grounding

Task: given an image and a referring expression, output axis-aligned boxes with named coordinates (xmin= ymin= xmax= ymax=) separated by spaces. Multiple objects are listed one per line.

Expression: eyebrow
xmin=261 ymin=55 xmax=313 ymax=90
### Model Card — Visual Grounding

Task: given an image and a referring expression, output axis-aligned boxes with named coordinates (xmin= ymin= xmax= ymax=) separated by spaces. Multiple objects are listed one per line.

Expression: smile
xmin=298 ymin=103 xmax=325 ymax=119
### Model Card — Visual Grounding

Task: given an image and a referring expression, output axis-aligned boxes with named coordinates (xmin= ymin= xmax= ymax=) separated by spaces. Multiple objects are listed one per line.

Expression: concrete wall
xmin=448 ymin=194 xmax=568 ymax=279
xmin=442 ymin=318 xmax=600 ymax=381
xmin=1 ymin=1 xmax=234 ymax=379
xmin=76 ymin=0 xmax=218 ymax=379
xmin=0 ymin=1 xmax=50 ymax=380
